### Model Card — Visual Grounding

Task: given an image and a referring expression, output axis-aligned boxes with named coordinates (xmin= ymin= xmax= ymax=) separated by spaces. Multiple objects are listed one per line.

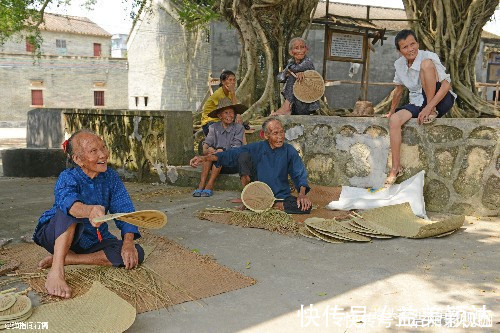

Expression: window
xmin=93 ymin=43 xmax=101 ymax=56
xmin=94 ymin=91 xmax=105 ymax=106
xmin=31 ymin=90 xmax=43 ymax=106
xmin=134 ymin=97 xmax=139 ymax=107
xmin=56 ymin=39 xmax=67 ymax=55
xmin=144 ymin=97 xmax=148 ymax=107
xmin=26 ymin=38 xmax=34 ymax=52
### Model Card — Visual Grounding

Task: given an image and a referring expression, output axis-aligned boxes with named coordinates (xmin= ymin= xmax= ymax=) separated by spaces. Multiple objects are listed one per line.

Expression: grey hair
xmin=65 ymin=129 xmax=96 ymax=168
xmin=262 ymin=117 xmax=283 ymax=135
xmin=288 ymin=37 xmax=308 ymax=51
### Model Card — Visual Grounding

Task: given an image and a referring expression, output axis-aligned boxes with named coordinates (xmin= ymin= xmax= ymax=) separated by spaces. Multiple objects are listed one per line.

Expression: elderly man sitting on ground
xmin=33 ymin=130 xmax=144 ymax=299
xmin=193 ymin=98 xmax=248 ymax=197
xmin=190 ymin=118 xmax=312 ymax=213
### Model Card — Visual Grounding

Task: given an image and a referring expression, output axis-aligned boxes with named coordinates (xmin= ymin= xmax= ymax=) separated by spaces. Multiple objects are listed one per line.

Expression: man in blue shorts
xmin=384 ymin=29 xmax=456 ymax=185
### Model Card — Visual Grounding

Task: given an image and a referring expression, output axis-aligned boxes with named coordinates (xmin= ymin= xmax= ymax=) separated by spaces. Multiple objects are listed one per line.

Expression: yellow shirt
xmin=201 ymin=87 xmax=235 ymax=126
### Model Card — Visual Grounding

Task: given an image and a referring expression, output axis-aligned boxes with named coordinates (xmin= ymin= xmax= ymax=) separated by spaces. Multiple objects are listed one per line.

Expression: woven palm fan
xmin=241 ymin=181 xmax=277 ymax=213
xmin=293 ymin=70 xmax=325 ymax=103
xmin=93 ymin=210 xmax=167 ymax=229
xmin=0 ymin=295 xmax=32 ymax=322
xmin=0 ymin=294 xmax=16 ymax=312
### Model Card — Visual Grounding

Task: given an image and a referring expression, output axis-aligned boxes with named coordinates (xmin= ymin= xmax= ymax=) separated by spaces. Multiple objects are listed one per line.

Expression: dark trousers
xmin=33 ymin=210 xmax=144 ymax=267
xmin=280 ymin=196 xmax=312 ymax=214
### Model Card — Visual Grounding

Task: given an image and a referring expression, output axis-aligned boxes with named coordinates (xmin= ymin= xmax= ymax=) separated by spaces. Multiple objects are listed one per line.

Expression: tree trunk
xmin=215 ymin=0 xmax=319 ymax=118
xmin=402 ymin=0 xmax=499 ymax=117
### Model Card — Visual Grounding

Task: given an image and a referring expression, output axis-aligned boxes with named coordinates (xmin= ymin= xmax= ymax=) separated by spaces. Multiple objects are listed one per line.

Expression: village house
xmin=0 ymin=13 xmax=128 ymax=124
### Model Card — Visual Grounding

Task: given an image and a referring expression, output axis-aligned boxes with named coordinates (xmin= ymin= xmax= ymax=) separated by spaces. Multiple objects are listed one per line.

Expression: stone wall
xmin=279 ymin=116 xmax=499 ymax=216
xmin=64 ymin=109 xmax=194 ymax=182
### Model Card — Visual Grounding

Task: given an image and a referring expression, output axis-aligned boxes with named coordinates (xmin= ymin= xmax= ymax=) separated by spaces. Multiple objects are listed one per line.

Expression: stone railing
xmin=279 ymin=116 xmax=499 ymax=216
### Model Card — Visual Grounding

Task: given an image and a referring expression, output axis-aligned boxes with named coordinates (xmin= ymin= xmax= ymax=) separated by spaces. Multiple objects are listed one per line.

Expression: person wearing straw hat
xmin=384 ymin=29 xmax=456 ymax=186
xmin=201 ymin=70 xmax=243 ymax=136
xmin=32 ymin=130 xmax=145 ymax=299
xmin=193 ymin=98 xmax=249 ymax=197
xmin=272 ymin=37 xmax=320 ymax=116
xmin=190 ymin=118 xmax=312 ymax=213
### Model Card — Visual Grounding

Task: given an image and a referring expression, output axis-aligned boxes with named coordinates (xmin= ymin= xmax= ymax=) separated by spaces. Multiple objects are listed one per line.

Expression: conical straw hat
xmin=93 ymin=210 xmax=167 ymax=229
xmin=241 ymin=181 xmax=276 ymax=213
xmin=293 ymin=70 xmax=325 ymax=103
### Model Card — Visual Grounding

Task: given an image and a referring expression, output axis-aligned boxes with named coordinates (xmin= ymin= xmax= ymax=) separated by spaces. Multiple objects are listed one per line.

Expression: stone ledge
xmin=2 ymin=148 xmax=65 ymax=177
xmin=161 ymin=166 xmax=242 ymax=191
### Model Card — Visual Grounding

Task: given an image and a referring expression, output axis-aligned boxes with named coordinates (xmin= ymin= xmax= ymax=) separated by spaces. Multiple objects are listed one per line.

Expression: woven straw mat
xmin=0 ymin=232 xmax=255 ymax=314
xmin=293 ymin=70 xmax=325 ymax=103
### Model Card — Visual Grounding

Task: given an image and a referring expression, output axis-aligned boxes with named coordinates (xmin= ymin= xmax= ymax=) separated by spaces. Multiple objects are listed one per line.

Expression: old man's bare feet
xmin=45 ymin=268 xmax=72 ymax=298
xmin=38 ymin=255 xmax=53 ymax=269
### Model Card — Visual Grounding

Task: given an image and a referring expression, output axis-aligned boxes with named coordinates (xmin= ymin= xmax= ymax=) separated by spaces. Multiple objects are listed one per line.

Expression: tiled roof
xmin=313 ymin=1 xmax=500 ymax=40
xmin=40 ymin=13 xmax=111 ymax=37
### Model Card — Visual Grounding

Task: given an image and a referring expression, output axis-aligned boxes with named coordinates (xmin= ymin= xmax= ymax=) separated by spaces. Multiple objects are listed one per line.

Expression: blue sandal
xmin=200 ymin=189 xmax=213 ymax=197
xmin=192 ymin=189 xmax=203 ymax=197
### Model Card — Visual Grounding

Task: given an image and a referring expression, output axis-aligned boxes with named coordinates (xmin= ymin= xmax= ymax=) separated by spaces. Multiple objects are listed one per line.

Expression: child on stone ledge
xmin=272 ymin=37 xmax=320 ymax=116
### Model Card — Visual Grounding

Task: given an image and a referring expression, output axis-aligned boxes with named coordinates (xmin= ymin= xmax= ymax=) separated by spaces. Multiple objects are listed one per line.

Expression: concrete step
xmin=2 ymin=148 xmax=65 ymax=177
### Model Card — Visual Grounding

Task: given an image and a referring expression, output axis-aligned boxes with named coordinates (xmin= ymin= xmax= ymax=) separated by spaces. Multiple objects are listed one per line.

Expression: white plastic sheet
xmin=327 ymin=170 xmax=428 ymax=219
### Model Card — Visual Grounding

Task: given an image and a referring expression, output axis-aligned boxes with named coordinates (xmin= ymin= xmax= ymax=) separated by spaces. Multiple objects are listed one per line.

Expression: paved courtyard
xmin=0 ymin=130 xmax=498 ymax=332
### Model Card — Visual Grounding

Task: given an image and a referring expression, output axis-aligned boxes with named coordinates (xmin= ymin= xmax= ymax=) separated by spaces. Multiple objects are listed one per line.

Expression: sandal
xmin=423 ymin=111 xmax=438 ymax=124
xmin=384 ymin=167 xmax=404 ymax=186
xmin=200 ymin=189 xmax=213 ymax=197
xmin=192 ymin=189 xmax=203 ymax=197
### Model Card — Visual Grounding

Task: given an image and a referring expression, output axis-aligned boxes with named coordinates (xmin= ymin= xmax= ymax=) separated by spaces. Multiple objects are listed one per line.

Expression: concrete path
xmin=0 ymin=176 xmax=498 ymax=332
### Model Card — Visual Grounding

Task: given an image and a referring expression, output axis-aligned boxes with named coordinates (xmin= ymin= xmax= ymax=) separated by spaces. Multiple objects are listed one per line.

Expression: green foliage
xmin=0 ymin=0 xmax=44 ymax=46
xmin=174 ymin=0 xmax=218 ymax=30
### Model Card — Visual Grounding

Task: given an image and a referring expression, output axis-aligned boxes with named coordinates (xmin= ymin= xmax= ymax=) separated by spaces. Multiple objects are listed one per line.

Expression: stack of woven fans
xmin=301 ymin=203 xmax=465 ymax=243
xmin=0 ymin=289 xmax=32 ymax=329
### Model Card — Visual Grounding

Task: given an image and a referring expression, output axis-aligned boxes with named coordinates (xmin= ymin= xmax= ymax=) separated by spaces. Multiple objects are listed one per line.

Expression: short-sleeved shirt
xmin=214 ymin=141 xmax=310 ymax=199
xmin=393 ymin=50 xmax=457 ymax=106
xmin=204 ymin=122 xmax=244 ymax=151
xmin=201 ymin=87 xmax=235 ymax=126
xmin=36 ymin=167 xmax=140 ymax=250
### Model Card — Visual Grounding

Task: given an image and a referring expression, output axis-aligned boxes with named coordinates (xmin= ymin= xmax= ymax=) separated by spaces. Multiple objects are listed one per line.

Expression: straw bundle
xmin=198 ymin=208 xmax=299 ymax=235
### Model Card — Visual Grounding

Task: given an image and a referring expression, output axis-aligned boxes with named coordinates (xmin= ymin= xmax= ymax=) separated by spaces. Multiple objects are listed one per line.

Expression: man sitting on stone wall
xmin=190 ymin=117 xmax=312 ymax=213
xmin=192 ymin=98 xmax=248 ymax=197
xmin=384 ymin=29 xmax=456 ymax=186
